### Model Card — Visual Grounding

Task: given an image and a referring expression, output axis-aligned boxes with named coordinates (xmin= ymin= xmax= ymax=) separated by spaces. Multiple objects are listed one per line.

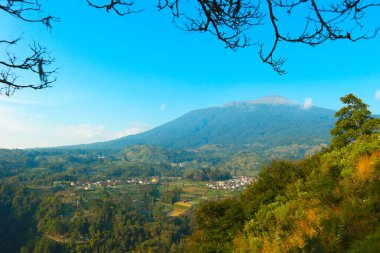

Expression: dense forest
xmin=185 ymin=94 xmax=380 ymax=252
xmin=0 ymin=94 xmax=379 ymax=252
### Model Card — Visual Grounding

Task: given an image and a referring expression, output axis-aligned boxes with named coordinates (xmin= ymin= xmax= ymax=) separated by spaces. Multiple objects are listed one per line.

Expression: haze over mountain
xmin=72 ymin=96 xmax=336 ymax=150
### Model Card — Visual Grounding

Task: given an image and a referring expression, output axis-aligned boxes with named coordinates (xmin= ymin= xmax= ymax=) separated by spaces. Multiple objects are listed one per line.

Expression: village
xmin=206 ymin=176 xmax=256 ymax=190
xmin=67 ymin=176 xmax=161 ymax=190
xmin=61 ymin=175 xmax=256 ymax=192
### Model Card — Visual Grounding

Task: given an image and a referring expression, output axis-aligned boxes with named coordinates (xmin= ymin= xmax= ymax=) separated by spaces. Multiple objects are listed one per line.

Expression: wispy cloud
xmin=376 ymin=90 xmax=380 ymax=100
xmin=55 ymin=124 xmax=107 ymax=141
xmin=0 ymin=105 xmax=151 ymax=148
xmin=160 ymin=103 xmax=166 ymax=111
xmin=0 ymin=105 xmax=42 ymax=148
xmin=0 ymin=96 xmax=44 ymax=105
xmin=0 ymin=105 xmax=38 ymax=134
xmin=113 ymin=122 xmax=151 ymax=138
xmin=0 ymin=105 xmax=16 ymax=114
xmin=302 ymin=97 xmax=313 ymax=110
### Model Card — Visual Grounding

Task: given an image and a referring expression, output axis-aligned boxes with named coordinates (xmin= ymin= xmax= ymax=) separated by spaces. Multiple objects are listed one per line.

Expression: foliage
xmin=331 ymin=93 xmax=379 ymax=149
xmin=183 ymin=167 xmax=232 ymax=181
xmin=186 ymin=94 xmax=380 ymax=252
xmin=188 ymin=198 xmax=244 ymax=253
xmin=0 ymin=94 xmax=379 ymax=252
xmin=0 ymin=178 xmax=192 ymax=253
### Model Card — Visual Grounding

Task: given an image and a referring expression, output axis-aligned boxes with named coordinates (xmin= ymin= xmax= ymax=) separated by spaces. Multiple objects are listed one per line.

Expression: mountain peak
xmin=249 ymin=95 xmax=295 ymax=105
xmin=223 ymin=96 xmax=295 ymax=107
xmin=71 ymin=98 xmax=335 ymax=149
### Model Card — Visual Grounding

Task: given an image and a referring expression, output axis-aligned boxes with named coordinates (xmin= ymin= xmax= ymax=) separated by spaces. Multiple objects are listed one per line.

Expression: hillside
xmin=0 ymin=95 xmax=378 ymax=253
xmin=75 ymin=96 xmax=335 ymax=149
xmin=184 ymin=94 xmax=380 ymax=253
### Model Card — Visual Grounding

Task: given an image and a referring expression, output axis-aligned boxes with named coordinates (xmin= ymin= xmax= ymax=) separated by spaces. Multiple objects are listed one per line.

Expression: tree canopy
xmin=1 ymin=0 xmax=380 ymax=95
xmin=186 ymin=94 xmax=380 ymax=252
xmin=331 ymin=93 xmax=379 ymax=149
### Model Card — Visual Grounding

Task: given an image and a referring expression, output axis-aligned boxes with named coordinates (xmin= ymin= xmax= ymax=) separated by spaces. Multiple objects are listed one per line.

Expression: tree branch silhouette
xmin=0 ymin=42 xmax=56 ymax=96
xmin=88 ymin=1 xmax=379 ymax=74
xmin=1 ymin=0 xmax=380 ymax=96
xmin=86 ymin=0 xmax=143 ymax=15
xmin=0 ymin=0 xmax=58 ymax=96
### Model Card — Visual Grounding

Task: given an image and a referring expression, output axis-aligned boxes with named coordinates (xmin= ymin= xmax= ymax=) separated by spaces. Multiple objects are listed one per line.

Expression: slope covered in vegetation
xmin=186 ymin=94 xmax=380 ymax=252
xmin=0 ymin=94 xmax=378 ymax=253
xmin=77 ymin=97 xmax=334 ymax=150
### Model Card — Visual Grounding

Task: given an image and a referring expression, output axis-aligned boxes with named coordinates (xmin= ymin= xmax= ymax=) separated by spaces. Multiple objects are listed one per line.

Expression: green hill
xmin=76 ymin=96 xmax=335 ymax=150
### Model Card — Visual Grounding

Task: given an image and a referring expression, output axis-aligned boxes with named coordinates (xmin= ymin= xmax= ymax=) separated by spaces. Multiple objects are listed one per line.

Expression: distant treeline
xmin=183 ymin=167 xmax=232 ymax=181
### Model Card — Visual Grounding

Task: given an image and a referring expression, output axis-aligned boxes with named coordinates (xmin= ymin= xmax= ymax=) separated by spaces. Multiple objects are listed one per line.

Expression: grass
xmin=174 ymin=201 xmax=193 ymax=208
xmin=169 ymin=201 xmax=194 ymax=217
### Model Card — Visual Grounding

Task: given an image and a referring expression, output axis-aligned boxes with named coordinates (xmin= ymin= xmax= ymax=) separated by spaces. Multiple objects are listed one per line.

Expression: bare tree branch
xmin=155 ymin=0 xmax=380 ymax=74
xmin=1 ymin=0 xmax=380 ymax=96
xmin=0 ymin=38 xmax=20 ymax=44
xmin=0 ymin=0 xmax=59 ymax=29
xmin=259 ymin=0 xmax=380 ymax=73
xmin=0 ymin=0 xmax=58 ymax=96
xmin=0 ymin=42 xmax=56 ymax=96
xmin=86 ymin=0 xmax=143 ymax=15
xmin=158 ymin=0 xmax=264 ymax=50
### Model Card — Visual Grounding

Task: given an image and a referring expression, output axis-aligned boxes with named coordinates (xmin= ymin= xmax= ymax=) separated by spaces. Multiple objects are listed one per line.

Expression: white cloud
xmin=55 ymin=124 xmax=107 ymax=141
xmin=0 ymin=96 xmax=43 ymax=105
xmin=303 ymin=97 xmax=313 ymax=110
xmin=0 ymin=105 xmax=38 ymax=134
xmin=375 ymin=90 xmax=380 ymax=100
xmin=0 ymin=105 xmax=151 ymax=148
xmin=0 ymin=105 xmax=42 ymax=148
xmin=160 ymin=103 xmax=166 ymax=110
xmin=0 ymin=105 xmax=17 ymax=114
xmin=113 ymin=123 xmax=151 ymax=138
xmin=52 ymin=123 xmax=151 ymax=146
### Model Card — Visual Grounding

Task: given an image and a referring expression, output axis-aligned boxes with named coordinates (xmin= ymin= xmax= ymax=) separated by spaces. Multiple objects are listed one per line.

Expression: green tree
xmin=188 ymin=198 xmax=244 ymax=252
xmin=331 ymin=94 xmax=378 ymax=149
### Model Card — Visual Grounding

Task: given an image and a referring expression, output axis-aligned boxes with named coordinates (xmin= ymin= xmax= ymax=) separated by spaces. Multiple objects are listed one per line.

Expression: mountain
xmin=224 ymin=95 xmax=296 ymax=106
xmin=73 ymin=96 xmax=336 ymax=149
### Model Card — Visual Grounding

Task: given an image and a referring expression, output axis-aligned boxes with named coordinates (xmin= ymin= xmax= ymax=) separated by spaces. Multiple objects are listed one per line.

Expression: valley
xmin=0 ymin=136 xmax=323 ymax=252
xmin=0 ymin=96 xmax=379 ymax=252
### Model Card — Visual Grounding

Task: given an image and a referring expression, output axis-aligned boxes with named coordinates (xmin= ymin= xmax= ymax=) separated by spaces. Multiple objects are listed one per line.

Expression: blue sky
xmin=1 ymin=0 xmax=380 ymax=148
